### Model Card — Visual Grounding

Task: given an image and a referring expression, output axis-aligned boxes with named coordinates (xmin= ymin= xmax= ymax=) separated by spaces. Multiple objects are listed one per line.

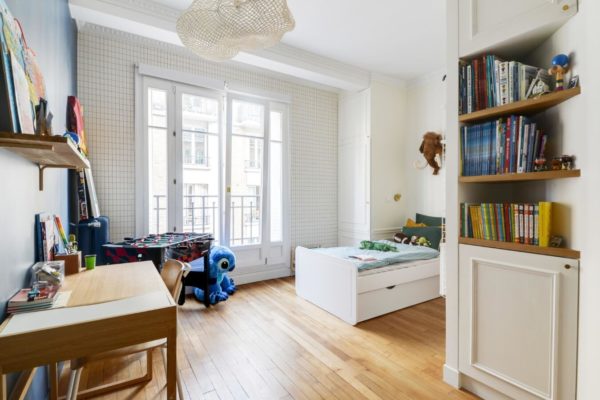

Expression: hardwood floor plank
xmin=58 ymin=277 xmax=478 ymax=400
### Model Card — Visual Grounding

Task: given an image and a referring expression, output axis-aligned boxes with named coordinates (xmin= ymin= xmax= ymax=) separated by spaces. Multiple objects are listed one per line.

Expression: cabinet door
xmin=459 ymin=245 xmax=578 ymax=400
xmin=459 ymin=0 xmax=577 ymax=57
xmin=338 ymin=91 xmax=370 ymax=246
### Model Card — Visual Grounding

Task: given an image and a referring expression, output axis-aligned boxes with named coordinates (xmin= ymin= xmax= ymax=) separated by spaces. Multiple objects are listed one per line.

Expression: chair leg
xmin=70 ymin=368 xmax=82 ymax=400
xmin=65 ymin=369 xmax=76 ymax=400
xmin=160 ymin=348 xmax=184 ymax=400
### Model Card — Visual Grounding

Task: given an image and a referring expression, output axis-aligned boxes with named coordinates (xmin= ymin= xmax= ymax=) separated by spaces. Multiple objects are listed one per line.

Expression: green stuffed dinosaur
xmin=359 ymin=240 xmax=398 ymax=252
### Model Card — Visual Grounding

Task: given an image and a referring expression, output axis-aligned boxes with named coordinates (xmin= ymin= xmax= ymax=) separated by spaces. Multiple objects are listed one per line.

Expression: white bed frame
xmin=295 ymin=246 xmax=440 ymax=325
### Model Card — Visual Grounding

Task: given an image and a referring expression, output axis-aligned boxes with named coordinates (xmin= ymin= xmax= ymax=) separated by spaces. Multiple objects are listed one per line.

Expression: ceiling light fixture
xmin=176 ymin=0 xmax=295 ymax=62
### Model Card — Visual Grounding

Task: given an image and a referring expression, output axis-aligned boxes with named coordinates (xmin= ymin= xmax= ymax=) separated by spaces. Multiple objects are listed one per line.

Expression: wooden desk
xmin=0 ymin=262 xmax=178 ymax=400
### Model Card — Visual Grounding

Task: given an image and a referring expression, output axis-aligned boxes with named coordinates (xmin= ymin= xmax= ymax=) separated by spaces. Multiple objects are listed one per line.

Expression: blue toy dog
xmin=193 ymin=246 xmax=237 ymax=305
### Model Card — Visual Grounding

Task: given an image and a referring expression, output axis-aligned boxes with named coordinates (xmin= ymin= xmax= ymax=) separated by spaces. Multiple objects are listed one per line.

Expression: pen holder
xmin=55 ymin=251 xmax=82 ymax=275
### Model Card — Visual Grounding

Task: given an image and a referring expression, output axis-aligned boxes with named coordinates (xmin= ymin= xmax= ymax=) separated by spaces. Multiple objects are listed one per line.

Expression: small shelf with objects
xmin=458 ymin=52 xmax=580 ymax=258
xmin=0 ymin=132 xmax=89 ymax=190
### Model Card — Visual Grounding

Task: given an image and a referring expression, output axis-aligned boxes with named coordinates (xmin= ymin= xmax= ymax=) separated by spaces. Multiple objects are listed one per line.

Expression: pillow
xmin=416 ymin=213 xmax=444 ymax=227
xmin=401 ymin=226 xmax=442 ymax=250
xmin=405 ymin=218 xmax=427 ymax=228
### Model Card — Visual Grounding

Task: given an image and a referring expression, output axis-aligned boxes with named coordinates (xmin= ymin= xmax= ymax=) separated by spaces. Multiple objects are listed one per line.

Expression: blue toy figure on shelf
xmin=548 ymin=54 xmax=570 ymax=91
xmin=193 ymin=245 xmax=237 ymax=305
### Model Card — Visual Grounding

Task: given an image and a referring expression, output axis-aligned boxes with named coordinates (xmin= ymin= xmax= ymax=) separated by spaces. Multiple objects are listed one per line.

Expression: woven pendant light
xmin=177 ymin=0 xmax=295 ymax=62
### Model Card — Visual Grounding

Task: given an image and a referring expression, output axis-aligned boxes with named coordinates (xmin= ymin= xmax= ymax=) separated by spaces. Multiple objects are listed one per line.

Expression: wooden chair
xmin=65 ymin=260 xmax=190 ymax=400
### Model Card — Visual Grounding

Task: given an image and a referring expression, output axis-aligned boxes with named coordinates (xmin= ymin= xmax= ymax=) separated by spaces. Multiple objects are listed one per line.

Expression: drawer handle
xmin=564 ymin=264 xmax=572 ymax=270
xmin=386 ymin=285 xmax=396 ymax=290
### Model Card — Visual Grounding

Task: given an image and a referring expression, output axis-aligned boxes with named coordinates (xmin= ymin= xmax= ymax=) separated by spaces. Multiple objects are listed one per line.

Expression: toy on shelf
xmin=193 ymin=246 xmax=237 ymax=305
xmin=548 ymin=54 xmax=570 ymax=91
xmin=551 ymin=155 xmax=575 ymax=170
xmin=534 ymin=158 xmax=548 ymax=172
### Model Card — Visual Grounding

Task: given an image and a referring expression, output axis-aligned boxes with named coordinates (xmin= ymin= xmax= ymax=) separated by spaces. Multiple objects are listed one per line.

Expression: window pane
xmin=149 ymin=127 xmax=168 ymax=234
xmin=270 ymin=141 xmax=283 ymax=242
xmin=149 ymin=88 xmax=167 ymax=127
xmin=232 ymin=100 xmax=264 ymax=137
xmin=182 ymin=94 xmax=219 ymax=133
xmin=181 ymin=94 xmax=220 ymax=239
xmin=230 ymin=135 xmax=263 ymax=245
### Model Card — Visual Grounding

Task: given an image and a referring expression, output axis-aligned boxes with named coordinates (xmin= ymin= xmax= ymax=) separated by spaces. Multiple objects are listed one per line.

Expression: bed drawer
xmin=357 ymin=259 xmax=439 ymax=294
xmin=356 ymin=276 xmax=440 ymax=323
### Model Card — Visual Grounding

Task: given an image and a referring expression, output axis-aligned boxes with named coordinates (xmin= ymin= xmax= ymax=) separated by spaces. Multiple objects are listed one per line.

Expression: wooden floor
xmin=58 ymin=277 xmax=478 ymax=400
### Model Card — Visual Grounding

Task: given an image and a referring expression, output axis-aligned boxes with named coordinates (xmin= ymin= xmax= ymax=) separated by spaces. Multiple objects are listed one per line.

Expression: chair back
xmin=161 ymin=259 xmax=186 ymax=301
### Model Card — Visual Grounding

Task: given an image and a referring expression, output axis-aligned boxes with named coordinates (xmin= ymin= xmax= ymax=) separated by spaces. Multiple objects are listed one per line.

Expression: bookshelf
xmin=459 ymin=169 xmax=580 ymax=183
xmin=0 ymin=132 xmax=89 ymax=190
xmin=458 ymin=237 xmax=580 ymax=259
xmin=447 ymin=2 xmax=581 ymax=399
xmin=459 ymin=86 xmax=580 ymax=123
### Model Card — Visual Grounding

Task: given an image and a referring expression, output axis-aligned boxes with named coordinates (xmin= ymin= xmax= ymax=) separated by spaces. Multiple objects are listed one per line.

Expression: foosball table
xmin=103 ymin=232 xmax=214 ymax=306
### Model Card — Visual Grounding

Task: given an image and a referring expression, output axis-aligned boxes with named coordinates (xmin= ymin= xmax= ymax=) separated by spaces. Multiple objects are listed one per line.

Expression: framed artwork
xmin=567 ymin=75 xmax=579 ymax=89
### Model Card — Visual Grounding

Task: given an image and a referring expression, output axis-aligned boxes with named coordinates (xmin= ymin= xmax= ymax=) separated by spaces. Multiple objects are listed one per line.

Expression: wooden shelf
xmin=459 ymin=169 xmax=580 ymax=183
xmin=459 ymin=87 xmax=581 ymax=123
xmin=459 ymin=237 xmax=580 ymax=259
xmin=0 ymin=132 xmax=89 ymax=190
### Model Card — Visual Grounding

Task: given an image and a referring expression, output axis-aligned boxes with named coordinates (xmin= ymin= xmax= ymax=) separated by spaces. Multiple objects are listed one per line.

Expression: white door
xmin=140 ymin=77 xmax=289 ymax=270
xmin=459 ymin=244 xmax=578 ymax=400
xmin=225 ymin=95 xmax=288 ymax=267
xmin=459 ymin=0 xmax=577 ymax=57
xmin=142 ymin=78 xmax=225 ymax=238
xmin=175 ymin=85 xmax=223 ymax=241
xmin=338 ymin=90 xmax=370 ymax=246
xmin=143 ymin=77 xmax=176 ymax=235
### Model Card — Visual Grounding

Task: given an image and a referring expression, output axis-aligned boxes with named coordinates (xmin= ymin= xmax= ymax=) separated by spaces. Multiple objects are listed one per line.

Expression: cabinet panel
xmin=459 ymin=245 xmax=578 ymax=400
xmin=459 ymin=0 xmax=577 ymax=57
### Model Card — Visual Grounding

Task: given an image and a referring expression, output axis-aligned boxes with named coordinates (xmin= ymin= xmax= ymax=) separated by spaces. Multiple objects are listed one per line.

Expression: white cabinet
xmin=459 ymin=245 xmax=578 ymax=400
xmin=459 ymin=0 xmax=577 ymax=57
xmin=338 ymin=89 xmax=370 ymax=246
xmin=338 ymin=82 xmax=406 ymax=246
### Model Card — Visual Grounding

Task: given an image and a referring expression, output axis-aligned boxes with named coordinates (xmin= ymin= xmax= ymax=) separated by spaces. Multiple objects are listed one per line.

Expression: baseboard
xmin=443 ymin=364 xmax=461 ymax=388
xmin=460 ymin=375 xmax=512 ymax=400
xmin=229 ymin=263 xmax=292 ymax=285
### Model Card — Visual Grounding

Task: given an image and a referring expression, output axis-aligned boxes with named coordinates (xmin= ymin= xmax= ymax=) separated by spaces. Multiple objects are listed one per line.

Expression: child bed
xmin=295 ymin=241 xmax=440 ymax=325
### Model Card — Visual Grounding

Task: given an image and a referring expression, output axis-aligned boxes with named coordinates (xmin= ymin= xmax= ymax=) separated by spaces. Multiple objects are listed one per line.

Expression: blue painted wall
xmin=1 ymin=0 xmax=76 ymax=398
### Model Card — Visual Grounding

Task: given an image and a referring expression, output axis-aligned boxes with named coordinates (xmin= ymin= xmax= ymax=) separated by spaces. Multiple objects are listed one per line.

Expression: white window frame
xmin=135 ymin=66 xmax=291 ymax=271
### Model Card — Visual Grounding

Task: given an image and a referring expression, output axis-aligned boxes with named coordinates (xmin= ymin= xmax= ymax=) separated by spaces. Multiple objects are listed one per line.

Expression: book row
xmin=459 ymin=55 xmax=551 ymax=114
xmin=460 ymin=202 xmax=553 ymax=247
xmin=460 ymin=115 xmax=548 ymax=176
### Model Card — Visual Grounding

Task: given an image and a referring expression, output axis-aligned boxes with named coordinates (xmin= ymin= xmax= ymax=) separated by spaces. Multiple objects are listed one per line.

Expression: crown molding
xmin=69 ymin=0 xmax=371 ymax=90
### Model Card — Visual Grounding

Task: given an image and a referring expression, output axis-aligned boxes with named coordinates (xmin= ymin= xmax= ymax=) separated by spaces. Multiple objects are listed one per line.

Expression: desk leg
xmin=1 ymin=371 xmax=6 ymax=400
xmin=49 ymin=363 xmax=58 ymax=400
xmin=166 ymin=328 xmax=177 ymax=400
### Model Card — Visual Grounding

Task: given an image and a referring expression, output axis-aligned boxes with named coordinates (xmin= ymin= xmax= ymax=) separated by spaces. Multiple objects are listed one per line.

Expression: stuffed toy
xmin=419 ymin=132 xmax=444 ymax=175
xmin=359 ymin=240 xmax=398 ymax=252
xmin=193 ymin=245 xmax=237 ymax=305
xmin=393 ymin=233 xmax=431 ymax=247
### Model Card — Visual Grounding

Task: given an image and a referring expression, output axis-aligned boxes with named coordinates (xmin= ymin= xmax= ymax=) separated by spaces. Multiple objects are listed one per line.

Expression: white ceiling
xmin=151 ymin=0 xmax=446 ymax=81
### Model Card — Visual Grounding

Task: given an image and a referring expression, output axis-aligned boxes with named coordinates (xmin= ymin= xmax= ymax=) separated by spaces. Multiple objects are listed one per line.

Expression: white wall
xmin=525 ymin=2 xmax=600 ymax=398
xmin=370 ymin=80 xmax=408 ymax=235
xmin=402 ymin=72 xmax=447 ymax=223
xmin=0 ymin=1 xmax=77 ymax=397
xmin=77 ymin=24 xmax=339 ymax=250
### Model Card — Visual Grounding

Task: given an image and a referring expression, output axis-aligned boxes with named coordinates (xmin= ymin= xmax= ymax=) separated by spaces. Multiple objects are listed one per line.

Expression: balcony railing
xmin=230 ymin=195 xmax=260 ymax=246
xmin=151 ymin=194 xmax=261 ymax=245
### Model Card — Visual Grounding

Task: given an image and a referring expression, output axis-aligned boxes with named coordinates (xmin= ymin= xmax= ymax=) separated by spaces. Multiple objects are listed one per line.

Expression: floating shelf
xmin=459 ymin=237 xmax=580 ymax=259
xmin=459 ymin=169 xmax=580 ymax=183
xmin=459 ymin=87 xmax=581 ymax=123
xmin=0 ymin=132 xmax=89 ymax=190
